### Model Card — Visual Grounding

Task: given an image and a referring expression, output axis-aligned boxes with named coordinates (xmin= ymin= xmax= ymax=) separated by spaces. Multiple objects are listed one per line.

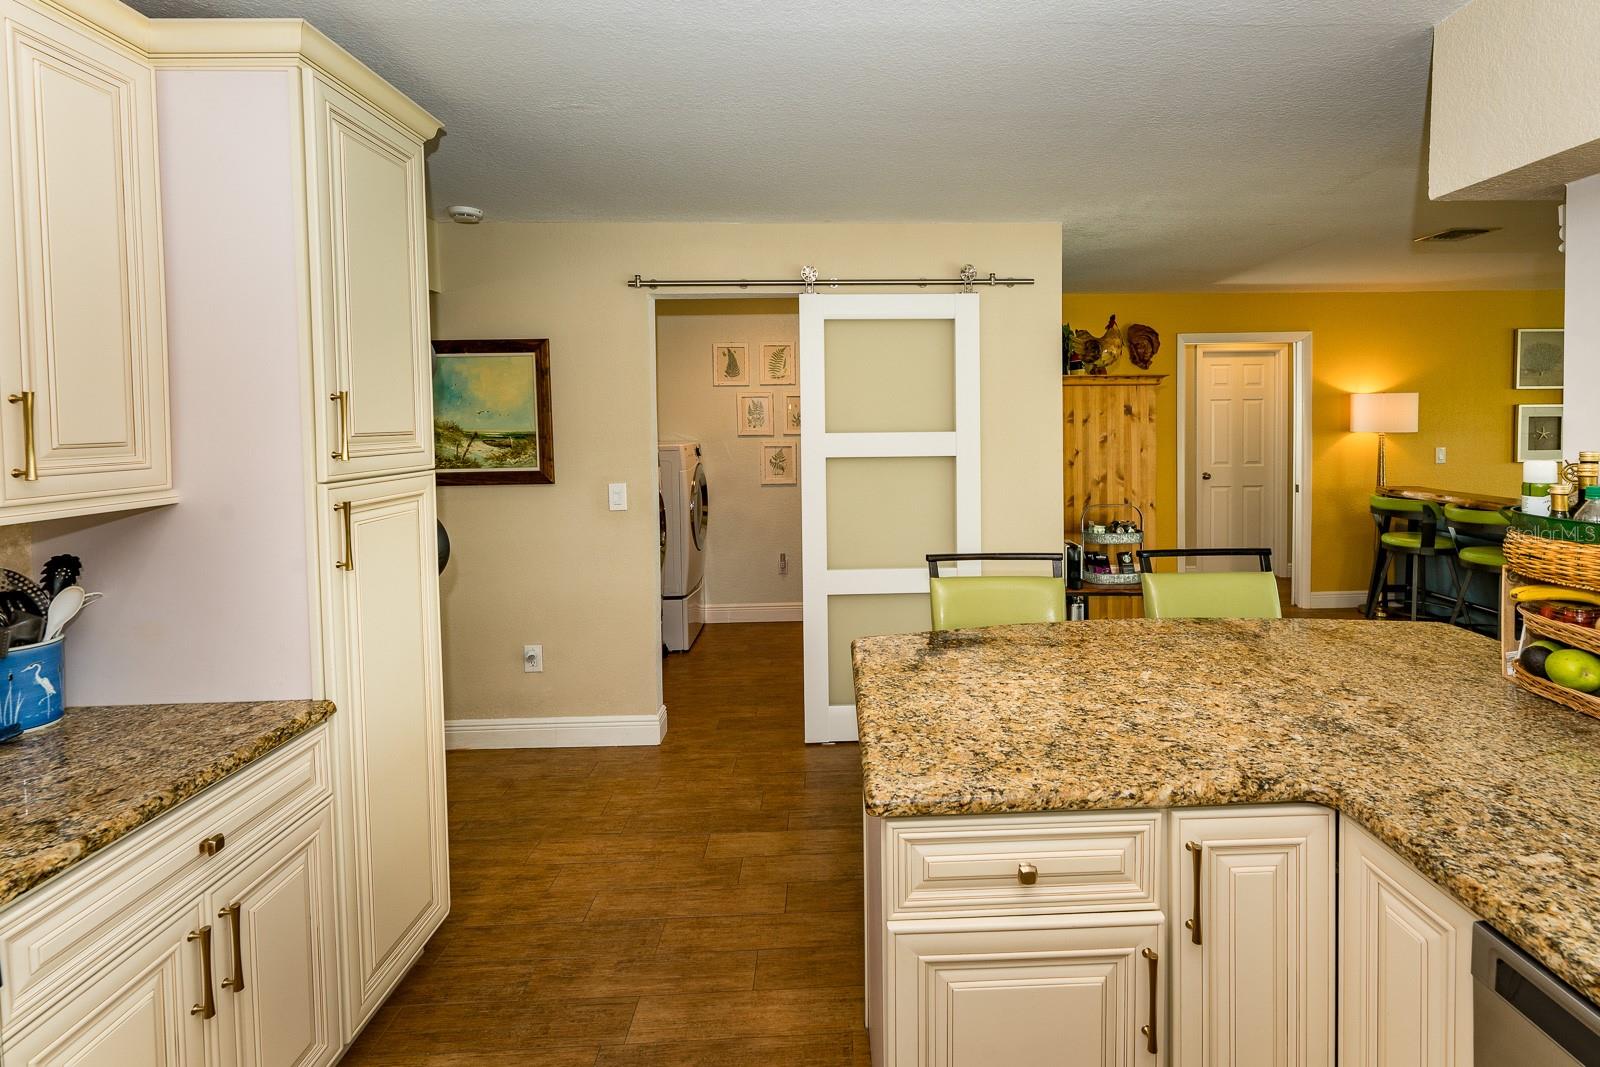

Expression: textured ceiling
xmin=131 ymin=0 xmax=1565 ymax=292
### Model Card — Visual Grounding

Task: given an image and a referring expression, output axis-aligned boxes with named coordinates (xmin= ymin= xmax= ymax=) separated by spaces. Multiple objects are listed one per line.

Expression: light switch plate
xmin=608 ymin=482 xmax=628 ymax=510
xmin=1435 ymin=447 xmax=1447 ymax=464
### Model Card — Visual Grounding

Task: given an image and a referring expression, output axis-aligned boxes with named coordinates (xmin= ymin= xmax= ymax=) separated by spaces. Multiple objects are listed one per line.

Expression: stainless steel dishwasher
xmin=1474 ymin=922 xmax=1600 ymax=1066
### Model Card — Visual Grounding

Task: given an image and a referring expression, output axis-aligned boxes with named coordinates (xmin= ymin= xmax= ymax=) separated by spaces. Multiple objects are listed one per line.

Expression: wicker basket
xmin=1518 ymin=606 xmax=1600 ymax=657
xmin=1511 ymin=660 xmax=1600 ymax=721
xmin=1503 ymin=528 xmax=1600 ymax=593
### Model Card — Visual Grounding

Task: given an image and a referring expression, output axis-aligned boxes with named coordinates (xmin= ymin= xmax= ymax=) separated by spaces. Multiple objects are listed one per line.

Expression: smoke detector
xmin=1412 ymin=226 xmax=1498 ymax=243
xmin=447 ymin=205 xmax=484 ymax=225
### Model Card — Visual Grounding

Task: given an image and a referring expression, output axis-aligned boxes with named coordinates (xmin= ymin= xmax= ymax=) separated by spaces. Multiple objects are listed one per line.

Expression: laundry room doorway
xmin=653 ymin=298 xmax=803 ymax=665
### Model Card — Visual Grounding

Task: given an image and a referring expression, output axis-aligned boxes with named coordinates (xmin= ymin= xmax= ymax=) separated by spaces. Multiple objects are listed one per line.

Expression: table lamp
xmin=1350 ymin=392 xmax=1418 ymax=487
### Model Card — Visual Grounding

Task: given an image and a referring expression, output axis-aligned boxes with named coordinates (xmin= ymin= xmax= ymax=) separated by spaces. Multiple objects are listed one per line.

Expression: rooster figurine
xmin=1083 ymin=316 xmax=1124 ymax=375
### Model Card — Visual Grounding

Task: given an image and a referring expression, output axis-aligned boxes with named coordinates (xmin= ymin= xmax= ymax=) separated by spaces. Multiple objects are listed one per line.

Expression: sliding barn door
xmin=799 ymin=294 xmax=980 ymax=743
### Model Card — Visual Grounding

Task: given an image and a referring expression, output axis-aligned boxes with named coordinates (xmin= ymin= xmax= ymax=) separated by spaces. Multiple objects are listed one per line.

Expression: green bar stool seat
xmin=925 ymin=553 xmax=1067 ymax=632
xmin=1364 ymin=495 xmax=1457 ymax=620
xmin=1139 ymin=572 xmax=1282 ymax=619
xmin=1443 ymin=505 xmax=1509 ymax=633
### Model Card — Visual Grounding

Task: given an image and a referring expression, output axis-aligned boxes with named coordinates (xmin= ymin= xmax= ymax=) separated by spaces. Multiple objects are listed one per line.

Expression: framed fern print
xmin=758 ymin=342 xmax=796 ymax=386
xmin=736 ymin=391 xmax=774 ymax=437
xmin=712 ymin=342 xmax=749 ymax=386
xmin=761 ymin=443 xmax=797 ymax=485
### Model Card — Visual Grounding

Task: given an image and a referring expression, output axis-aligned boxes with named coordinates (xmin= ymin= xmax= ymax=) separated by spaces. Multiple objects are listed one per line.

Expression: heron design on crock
xmin=5 ymin=662 xmax=57 ymax=722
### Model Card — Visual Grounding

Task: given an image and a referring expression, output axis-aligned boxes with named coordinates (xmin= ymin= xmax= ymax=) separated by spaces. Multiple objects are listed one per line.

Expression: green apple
xmin=1544 ymin=649 xmax=1600 ymax=694
xmin=1530 ymin=639 xmax=1565 ymax=653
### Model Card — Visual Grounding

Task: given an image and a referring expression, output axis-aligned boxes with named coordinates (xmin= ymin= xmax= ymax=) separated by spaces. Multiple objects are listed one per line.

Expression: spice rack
xmin=1078 ymin=502 xmax=1145 ymax=586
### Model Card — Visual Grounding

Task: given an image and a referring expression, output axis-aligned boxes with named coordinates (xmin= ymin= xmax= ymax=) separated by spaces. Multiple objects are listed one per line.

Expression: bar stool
xmin=1443 ymin=505 xmax=1509 ymax=633
xmin=1364 ymin=496 xmax=1457 ymax=620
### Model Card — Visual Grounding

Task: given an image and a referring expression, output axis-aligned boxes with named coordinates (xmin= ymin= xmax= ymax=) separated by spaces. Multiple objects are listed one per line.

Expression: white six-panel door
xmin=1192 ymin=345 xmax=1286 ymax=573
xmin=799 ymin=294 xmax=980 ymax=743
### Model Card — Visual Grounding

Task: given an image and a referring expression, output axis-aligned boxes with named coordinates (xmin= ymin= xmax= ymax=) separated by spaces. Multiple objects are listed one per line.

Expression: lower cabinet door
xmin=1338 ymin=819 xmax=1475 ymax=1067
xmin=207 ymin=807 xmax=340 ymax=1067
xmin=1 ymin=901 xmax=208 ymax=1067
xmin=1170 ymin=806 xmax=1334 ymax=1067
xmin=890 ymin=915 xmax=1165 ymax=1066
xmin=319 ymin=473 xmax=449 ymax=1036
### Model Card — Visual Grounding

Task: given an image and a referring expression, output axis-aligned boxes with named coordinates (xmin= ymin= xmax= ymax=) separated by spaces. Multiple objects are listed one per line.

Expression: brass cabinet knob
xmin=1016 ymin=862 xmax=1038 ymax=886
xmin=198 ymin=832 xmax=225 ymax=857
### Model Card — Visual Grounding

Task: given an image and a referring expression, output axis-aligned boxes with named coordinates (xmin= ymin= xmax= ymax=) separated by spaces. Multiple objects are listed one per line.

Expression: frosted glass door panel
xmin=827 ymin=594 xmax=935 ymax=706
xmin=826 ymin=456 xmax=955 ymax=570
xmin=824 ymin=320 xmax=955 ymax=432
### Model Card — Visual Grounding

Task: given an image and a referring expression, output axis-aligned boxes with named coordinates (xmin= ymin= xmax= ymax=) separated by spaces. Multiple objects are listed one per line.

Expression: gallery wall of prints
xmin=656 ymin=301 xmax=801 ymax=606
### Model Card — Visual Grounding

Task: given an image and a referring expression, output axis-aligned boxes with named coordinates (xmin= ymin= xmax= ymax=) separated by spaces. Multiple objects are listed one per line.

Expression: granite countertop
xmin=852 ymin=619 xmax=1600 ymax=1004
xmin=0 ymin=700 xmax=335 ymax=908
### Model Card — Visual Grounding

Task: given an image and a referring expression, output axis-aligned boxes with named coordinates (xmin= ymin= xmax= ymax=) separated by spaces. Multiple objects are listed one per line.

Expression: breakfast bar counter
xmin=852 ymin=618 xmax=1600 ymax=1008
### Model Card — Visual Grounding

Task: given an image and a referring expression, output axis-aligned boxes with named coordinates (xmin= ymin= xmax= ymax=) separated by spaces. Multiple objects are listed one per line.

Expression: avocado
xmin=1521 ymin=645 xmax=1554 ymax=678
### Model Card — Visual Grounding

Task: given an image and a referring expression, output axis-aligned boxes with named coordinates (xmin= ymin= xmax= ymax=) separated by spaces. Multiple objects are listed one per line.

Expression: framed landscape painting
xmin=433 ymin=339 xmax=555 ymax=484
xmin=1514 ymin=329 xmax=1563 ymax=389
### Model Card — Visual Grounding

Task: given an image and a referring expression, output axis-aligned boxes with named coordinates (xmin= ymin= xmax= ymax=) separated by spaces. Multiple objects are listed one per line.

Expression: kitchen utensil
xmin=0 ymin=591 xmax=41 ymax=644
xmin=39 ymin=554 xmax=81 ymax=599
xmin=0 ymin=569 xmax=48 ymax=615
xmin=43 ymin=586 xmax=85 ymax=642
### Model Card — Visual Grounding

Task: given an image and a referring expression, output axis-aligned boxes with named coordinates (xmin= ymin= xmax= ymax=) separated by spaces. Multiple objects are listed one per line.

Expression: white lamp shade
xmin=1350 ymin=392 xmax=1418 ymax=434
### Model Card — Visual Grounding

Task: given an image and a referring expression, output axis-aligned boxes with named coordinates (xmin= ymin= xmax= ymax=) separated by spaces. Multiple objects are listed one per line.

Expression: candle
xmin=1524 ymin=460 xmax=1559 ymax=483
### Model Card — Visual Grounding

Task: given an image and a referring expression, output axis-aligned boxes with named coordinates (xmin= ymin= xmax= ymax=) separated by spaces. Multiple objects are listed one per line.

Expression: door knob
xmin=1201 ymin=472 xmax=1213 ymax=480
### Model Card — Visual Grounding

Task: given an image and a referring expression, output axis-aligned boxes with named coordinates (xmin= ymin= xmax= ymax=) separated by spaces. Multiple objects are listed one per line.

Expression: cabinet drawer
xmin=883 ymin=811 xmax=1162 ymax=918
xmin=0 ymin=725 xmax=331 ymax=1030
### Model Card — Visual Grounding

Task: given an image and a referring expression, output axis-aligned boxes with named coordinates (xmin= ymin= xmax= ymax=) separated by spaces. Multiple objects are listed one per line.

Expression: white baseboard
xmin=445 ymin=706 xmax=668 ymax=749
xmin=702 ymin=601 xmax=802 ymax=623
xmin=1300 ymin=589 xmax=1367 ymax=609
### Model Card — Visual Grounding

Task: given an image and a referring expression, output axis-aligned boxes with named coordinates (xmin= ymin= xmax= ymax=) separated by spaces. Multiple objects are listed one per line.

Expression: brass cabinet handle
xmin=219 ymin=902 xmax=245 ymax=992
xmin=1185 ymin=840 xmax=1203 ymax=945
xmin=198 ymin=832 xmax=226 ymax=857
xmin=8 ymin=391 xmax=36 ymax=481
xmin=1016 ymin=862 xmax=1038 ymax=886
xmin=189 ymin=925 xmax=216 ymax=1019
xmin=1140 ymin=947 xmax=1159 ymax=1054
xmin=334 ymin=502 xmax=354 ymax=571
xmin=329 ymin=391 xmax=350 ymax=461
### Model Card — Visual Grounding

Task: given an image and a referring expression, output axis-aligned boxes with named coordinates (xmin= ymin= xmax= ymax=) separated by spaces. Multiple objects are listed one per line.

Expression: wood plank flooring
xmin=343 ymin=622 xmax=870 ymax=1066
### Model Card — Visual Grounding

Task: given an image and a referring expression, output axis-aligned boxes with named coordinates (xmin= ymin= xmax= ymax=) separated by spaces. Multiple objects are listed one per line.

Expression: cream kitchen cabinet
xmin=1339 ymin=819 xmax=1476 ymax=1067
xmin=0 ymin=0 xmax=173 ymax=525
xmin=0 ymin=726 xmax=336 ymax=1067
xmin=890 ymin=916 xmax=1165 ymax=1067
xmin=305 ymin=74 xmax=433 ymax=484
xmin=318 ymin=473 xmax=448 ymax=1031
xmin=1170 ymin=806 xmax=1335 ymax=1067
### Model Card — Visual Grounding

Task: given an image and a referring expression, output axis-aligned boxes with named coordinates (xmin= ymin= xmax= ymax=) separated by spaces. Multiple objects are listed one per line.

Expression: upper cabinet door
xmin=0 ymin=0 xmax=172 ymax=520
xmin=1171 ymin=806 xmax=1334 ymax=1067
xmin=305 ymin=73 xmax=432 ymax=483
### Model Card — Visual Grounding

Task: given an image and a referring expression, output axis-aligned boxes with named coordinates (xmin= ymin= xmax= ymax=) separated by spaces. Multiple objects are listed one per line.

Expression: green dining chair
xmin=1442 ymin=504 xmax=1509 ymax=632
xmin=926 ymin=553 xmax=1068 ymax=631
xmin=1139 ymin=572 xmax=1282 ymax=619
xmin=1364 ymin=496 xmax=1456 ymax=620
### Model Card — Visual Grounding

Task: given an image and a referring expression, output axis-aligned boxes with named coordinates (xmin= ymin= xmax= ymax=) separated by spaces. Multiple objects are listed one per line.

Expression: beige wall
xmin=1430 ymin=0 xmax=1600 ymax=200
xmin=655 ymin=299 xmax=800 ymax=609
xmin=431 ymin=221 xmax=1062 ymax=721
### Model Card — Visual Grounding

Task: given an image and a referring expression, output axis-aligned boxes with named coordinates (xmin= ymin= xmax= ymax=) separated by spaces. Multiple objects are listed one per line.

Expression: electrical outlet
xmin=779 ymin=552 xmax=788 ymax=576
xmin=1435 ymin=446 xmax=1447 ymax=464
xmin=523 ymin=644 xmax=543 ymax=673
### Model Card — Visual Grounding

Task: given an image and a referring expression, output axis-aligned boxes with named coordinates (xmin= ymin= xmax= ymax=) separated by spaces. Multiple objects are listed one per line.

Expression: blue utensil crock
xmin=7 ymin=637 xmax=65 ymax=732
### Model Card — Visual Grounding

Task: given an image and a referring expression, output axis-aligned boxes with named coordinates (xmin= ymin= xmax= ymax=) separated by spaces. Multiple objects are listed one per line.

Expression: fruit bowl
xmin=1511 ymin=659 xmax=1600 ymax=721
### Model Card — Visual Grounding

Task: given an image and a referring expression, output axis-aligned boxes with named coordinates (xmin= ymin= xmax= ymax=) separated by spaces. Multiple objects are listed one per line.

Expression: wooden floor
xmin=344 ymin=621 xmax=871 ymax=1066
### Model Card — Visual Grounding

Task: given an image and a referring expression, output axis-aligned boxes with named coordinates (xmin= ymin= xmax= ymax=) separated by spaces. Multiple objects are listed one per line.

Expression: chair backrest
xmin=1442 ymin=504 xmax=1509 ymax=545
xmin=1370 ymin=494 xmax=1440 ymax=536
xmin=929 ymin=576 xmax=1069 ymax=631
xmin=1139 ymin=572 xmax=1283 ymax=619
xmin=925 ymin=553 xmax=1068 ymax=632
xmin=1136 ymin=547 xmax=1272 ymax=573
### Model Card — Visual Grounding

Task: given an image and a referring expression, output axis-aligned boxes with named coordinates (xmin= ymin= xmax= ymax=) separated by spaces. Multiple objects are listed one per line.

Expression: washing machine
xmin=660 ymin=442 xmax=708 ymax=651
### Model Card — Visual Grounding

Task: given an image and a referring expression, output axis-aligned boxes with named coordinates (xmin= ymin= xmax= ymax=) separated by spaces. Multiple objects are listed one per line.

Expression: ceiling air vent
xmin=1412 ymin=227 xmax=1500 ymax=243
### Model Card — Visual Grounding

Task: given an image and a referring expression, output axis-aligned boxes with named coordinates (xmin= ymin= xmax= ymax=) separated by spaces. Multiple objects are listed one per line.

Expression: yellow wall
xmin=1061 ymin=291 xmax=1564 ymax=594
xmin=433 ymin=222 xmax=1062 ymax=721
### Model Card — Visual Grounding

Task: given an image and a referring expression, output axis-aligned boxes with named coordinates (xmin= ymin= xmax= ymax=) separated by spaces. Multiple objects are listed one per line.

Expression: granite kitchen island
xmin=853 ymin=619 xmax=1600 ymax=1066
